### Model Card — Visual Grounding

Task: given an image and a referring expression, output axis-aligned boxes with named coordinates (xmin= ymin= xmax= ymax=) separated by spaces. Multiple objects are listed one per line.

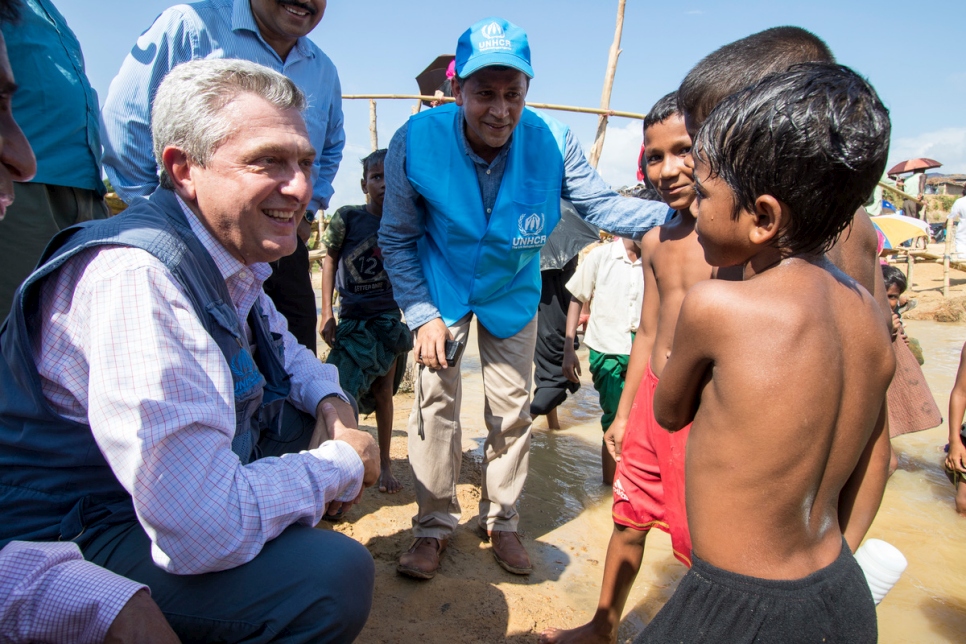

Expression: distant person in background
xmin=947 ymin=193 xmax=966 ymax=258
xmin=902 ymin=170 xmax=925 ymax=222
xmin=320 ymin=149 xmax=412 ymax=495
xmin=101 ymin=0 xmax=345 ymax=354
xmin=0 ymin=0 xmax=110 ymax=319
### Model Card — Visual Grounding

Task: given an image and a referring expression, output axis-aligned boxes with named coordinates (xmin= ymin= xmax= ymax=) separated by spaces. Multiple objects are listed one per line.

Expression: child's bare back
xmin=657 ymin=257 xmax=893 ymax=579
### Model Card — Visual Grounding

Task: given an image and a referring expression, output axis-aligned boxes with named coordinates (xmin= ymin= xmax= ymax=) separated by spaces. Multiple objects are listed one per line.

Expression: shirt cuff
xmin=310 ymin=440 xmax=365 ymax=502
xmin=302 ymin=379 xmax=350 ymax=412
xmin=59 ymin=561 xmax=148 ymax=643
xmin=403 ymin=302 xmax=442 ymax=331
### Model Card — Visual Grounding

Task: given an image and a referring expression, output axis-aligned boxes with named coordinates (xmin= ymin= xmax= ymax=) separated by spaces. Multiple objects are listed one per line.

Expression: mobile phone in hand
xmin=444 ymin=339 xmax=465 ymax=364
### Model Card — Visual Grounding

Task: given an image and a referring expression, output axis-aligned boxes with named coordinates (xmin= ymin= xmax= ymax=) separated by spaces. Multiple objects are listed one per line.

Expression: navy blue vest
xmin=406 ymin=104 xmax=568 ymax=338
xmin=0 ymin=188 xmax=291 ymax=547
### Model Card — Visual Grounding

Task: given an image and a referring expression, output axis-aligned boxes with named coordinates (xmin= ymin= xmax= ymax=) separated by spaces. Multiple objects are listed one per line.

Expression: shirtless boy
xmin=542 ymin=92 xmax=701 ymax=644
xmin=677 ymin=26 xmax=894 ymax=552
xmin=639 ymin=62 xmax=894 ymax=642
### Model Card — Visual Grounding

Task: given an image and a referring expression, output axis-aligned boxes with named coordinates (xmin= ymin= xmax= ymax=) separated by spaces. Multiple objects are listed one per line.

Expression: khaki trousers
xmin=408 ymin=313 xmax=538 ymax=538
xmin=0 ymin=182 xmax=109 ymax=318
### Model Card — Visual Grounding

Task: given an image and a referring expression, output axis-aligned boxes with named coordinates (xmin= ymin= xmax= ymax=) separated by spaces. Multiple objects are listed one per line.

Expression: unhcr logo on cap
xmin=479 ymin=21 xmax=512 ymax=52
xmin=481 ymin=22 xmax=505 ymax=39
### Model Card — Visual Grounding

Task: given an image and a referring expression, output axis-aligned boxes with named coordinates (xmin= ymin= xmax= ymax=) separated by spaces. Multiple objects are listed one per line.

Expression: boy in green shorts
xmin=321 ymin=149 xmax=412 ymax=494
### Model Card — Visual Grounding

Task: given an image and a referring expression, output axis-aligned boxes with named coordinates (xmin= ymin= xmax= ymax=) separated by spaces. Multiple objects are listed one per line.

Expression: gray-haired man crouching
xmin=0 ymin=58 xmax=378 ymax=643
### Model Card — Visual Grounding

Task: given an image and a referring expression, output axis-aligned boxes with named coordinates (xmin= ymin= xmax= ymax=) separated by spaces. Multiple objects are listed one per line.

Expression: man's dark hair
xmin=0 ymin=0 xmax=23 ymax=23
xmin=641 ymin=92 xmax=681 ymax=133
xmin=881 ymin=265 xmax=908 ymax=294
xmin=679 ymin=26 xmax=834 ymax=128
xmin=361 ymin=148 xmax=387 ymax=179
xmin=693 ymin=63 xmax=890 ymax=256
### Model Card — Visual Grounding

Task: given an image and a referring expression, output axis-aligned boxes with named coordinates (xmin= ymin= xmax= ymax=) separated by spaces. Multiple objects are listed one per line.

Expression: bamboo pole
xmin=341 ymin=94 xmax=646 ymax=120
xmin=907 ymin=250 xmax=915 ymax=288
xmin=588 ymin=0 xmax=626 ymax=169
xmin=944 ymin=216 xmax=954 ymax=298
xmin=368 ymin=99 xmax=378 ymax=151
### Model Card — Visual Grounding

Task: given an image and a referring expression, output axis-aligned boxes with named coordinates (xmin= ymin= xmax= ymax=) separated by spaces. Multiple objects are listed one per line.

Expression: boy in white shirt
xmin=562 ymin=238 xmax=643 ymax=484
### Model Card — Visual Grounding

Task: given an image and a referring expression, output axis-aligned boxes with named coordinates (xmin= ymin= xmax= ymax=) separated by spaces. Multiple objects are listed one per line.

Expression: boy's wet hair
xmin=642 ymin=92 xmax=681 ymax=133
xmin=678 ymin=26 xmax=834 ymax=128
xmin=881 ymin=265 xmax=908 ymax=294
xmin=694 ymin=63 xmax=890 ymax=256
xmin=361 ymin=148 xmax=387 ymax=179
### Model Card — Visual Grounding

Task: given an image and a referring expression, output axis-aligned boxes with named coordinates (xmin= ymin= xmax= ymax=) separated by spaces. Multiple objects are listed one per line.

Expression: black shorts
xmin=636 ymin=538 xmax=876 ymax=644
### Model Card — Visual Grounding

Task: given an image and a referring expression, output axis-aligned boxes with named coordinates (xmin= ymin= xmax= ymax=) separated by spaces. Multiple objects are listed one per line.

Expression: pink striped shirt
xmin=30 ymin=196 xmax=363 ymax=575
xmin=0 ymin=541 xmax=146 ymax=643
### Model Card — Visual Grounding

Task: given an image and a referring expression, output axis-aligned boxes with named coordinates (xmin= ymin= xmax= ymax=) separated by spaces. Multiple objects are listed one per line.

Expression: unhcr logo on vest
xmin=479 ymin=21 xmax=513 ymax=52
xmin=513 ymin=212 xmax=547 ymax=249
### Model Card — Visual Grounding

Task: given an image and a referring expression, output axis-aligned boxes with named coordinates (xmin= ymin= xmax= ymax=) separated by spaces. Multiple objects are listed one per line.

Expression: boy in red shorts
xmin=541 ymin=92 xmax=703 ymax=644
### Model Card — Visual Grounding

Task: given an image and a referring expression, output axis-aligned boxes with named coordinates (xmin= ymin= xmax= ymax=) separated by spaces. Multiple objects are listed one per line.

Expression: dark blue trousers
xmin=81 ymin=401 xmax=372 ymax=643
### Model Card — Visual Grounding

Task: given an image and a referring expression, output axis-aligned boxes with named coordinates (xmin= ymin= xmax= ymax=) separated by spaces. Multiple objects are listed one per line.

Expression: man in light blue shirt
xmin=101 ymin=0 xmax=343 ymax=353
xmin=381 ymin=17 xmax=668 ymax=581
xmin=0 ymin=0 xmax=110 ymax=319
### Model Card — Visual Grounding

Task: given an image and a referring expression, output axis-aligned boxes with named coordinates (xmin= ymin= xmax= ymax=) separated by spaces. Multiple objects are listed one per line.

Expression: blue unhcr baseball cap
xmin=455 ymin=17 xmax=534 ymax=79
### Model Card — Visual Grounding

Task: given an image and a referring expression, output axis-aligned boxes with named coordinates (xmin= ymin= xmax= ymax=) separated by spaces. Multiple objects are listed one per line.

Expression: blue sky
xmin=54 ymin=0 xmax=966 ymax=211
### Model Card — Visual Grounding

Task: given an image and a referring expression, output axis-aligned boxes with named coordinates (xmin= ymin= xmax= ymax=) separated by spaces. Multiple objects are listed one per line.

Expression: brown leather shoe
xmin=489 ymin=530 xmax=532 ymax=575
xmin=397 ymin=537 xmax=447 ymax=580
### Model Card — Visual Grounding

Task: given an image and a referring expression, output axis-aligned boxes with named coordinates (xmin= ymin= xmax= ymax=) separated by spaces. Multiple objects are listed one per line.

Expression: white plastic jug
xmin=854 ymin=539 xmax=908 ymax=604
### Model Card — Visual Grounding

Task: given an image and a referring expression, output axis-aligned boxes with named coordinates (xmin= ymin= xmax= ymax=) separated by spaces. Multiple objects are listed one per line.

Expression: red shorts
xmin=611 ymin=361 xmax=692 ymax=567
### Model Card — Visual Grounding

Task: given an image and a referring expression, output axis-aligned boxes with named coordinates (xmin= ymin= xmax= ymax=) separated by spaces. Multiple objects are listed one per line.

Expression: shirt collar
xmin=456 ymin=107 xmax=512 ymax=168
xmin=611 ymin=239 xmax=641 ymax=265
xmin=232 ymin=0 xmax=314 ymax=62
xmin=176 ymin=195 xmax=272 ymax=284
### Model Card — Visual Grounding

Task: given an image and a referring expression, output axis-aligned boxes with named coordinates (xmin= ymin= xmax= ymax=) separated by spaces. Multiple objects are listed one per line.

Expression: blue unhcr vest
xmin=0 ymin=188 xmax=291 ymax=547
xmin=406 ymin=104 xmax=568 ymax=338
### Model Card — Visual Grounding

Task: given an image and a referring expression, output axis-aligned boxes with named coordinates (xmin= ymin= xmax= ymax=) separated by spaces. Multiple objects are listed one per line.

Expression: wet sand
xmin=322 ymin=316 xmax=965 ymax=643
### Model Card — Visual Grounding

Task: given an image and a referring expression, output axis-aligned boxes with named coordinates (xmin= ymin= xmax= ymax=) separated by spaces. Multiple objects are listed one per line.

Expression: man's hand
xmin=104 ymin=590 xmax=180 ymax=643
xmin=562 ymin=346 xmax=581 ymax=383
xmin=603 ymin=416 xmax=628 ymax=463
xmin=319 ymin=310 xmax=337 ymax=348
xmin=414 ymin=318 xmax=453 ymax=370
xmin=319 ymin=402 xmax=379 ymax=488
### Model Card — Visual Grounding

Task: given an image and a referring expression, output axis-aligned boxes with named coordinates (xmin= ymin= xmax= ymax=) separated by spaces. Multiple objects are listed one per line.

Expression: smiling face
xmin=0 ymin=33 xmax=37 ymax=220
xmin=178 ymin=92 xmax=315 ymax=265
xmin=643 ymin=114 xmax=694 ymax=211
xmin=249 ymin=0 xmax=325 ymax=58
xmin=452 ymin=67 xmax=528 ymax=163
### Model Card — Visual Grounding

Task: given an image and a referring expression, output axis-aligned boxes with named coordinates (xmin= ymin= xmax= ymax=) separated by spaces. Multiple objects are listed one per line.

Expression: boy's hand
xmin=562 ymin=346 xmax=581 ymax=383
xmin=319 ymin=311 xmax=337 ymax=348
xmin=947 ymin=438 xmax=966 ymax=473
xmin=414 ymin=318 xmax=453 ymax=370
xmin=604 ymin=417 xmax=628 ymax=463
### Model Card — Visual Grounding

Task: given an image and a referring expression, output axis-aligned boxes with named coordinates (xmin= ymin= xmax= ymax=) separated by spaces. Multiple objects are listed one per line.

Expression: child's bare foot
xmin=378 ymin=465 xmax=402 ymax=494
xmin=539 ymin=621 xmax=612 ymax=644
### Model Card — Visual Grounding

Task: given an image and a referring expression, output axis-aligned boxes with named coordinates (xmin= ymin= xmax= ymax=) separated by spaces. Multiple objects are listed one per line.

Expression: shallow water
xmin=500 ymin=320 xmax=966 ymax=642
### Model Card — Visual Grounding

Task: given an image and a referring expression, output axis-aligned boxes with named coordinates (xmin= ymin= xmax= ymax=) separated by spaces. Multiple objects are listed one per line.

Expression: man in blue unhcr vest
xmin=0 ymin=58 xmax=379 ymax=642
xmin=380 ymin=17 xmax=671 ymax=580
